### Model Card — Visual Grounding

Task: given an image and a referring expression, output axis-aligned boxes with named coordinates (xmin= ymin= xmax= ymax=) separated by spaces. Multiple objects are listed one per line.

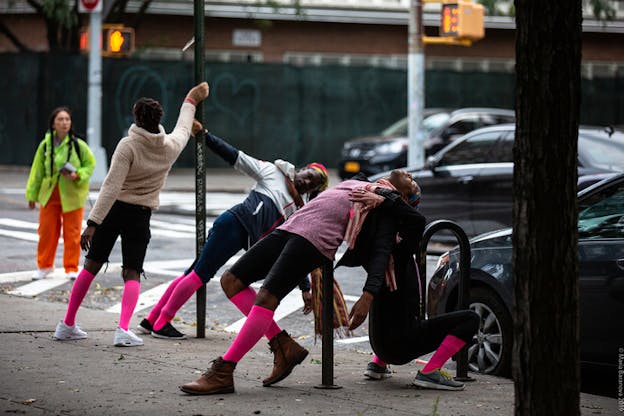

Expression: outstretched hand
xmin=348 ymin=291 xmax=373 ymax=330
xmin=185 ymin=82 xmax=209 ymax=105
xmin=191 ymin=119 xmax=203 ymax=136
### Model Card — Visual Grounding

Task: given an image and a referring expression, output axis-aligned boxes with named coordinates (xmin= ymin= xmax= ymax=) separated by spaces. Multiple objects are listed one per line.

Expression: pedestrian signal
xmin=103 ymin=26 xmax=135 ymax=57
xmin=440 ymin=0 xmax=484 ymax=41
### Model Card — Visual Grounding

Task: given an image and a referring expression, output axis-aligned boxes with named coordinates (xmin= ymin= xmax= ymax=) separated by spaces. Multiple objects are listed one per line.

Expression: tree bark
xmin=513 ymin=1 xmax=582 ymax=415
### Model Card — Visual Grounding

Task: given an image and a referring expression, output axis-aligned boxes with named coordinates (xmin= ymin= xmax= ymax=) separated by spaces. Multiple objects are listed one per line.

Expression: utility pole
xmin=193 ymin=0 xmax=207 ymax=339
xmin=407 ymin=0 xmax=425 ymax=169
xmin=82 ymin=0 xmax=108 ymax=183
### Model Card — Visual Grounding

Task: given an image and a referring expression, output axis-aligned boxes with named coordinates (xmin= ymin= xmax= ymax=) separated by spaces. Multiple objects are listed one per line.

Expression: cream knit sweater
xmin=88 ymin=102 xmax=196 ymax=224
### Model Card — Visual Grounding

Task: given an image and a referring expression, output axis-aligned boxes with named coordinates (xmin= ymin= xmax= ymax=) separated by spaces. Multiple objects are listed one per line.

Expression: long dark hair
xmin=133 ymin=98 xmax=163 ymax=133
xmin=46 ymin=107 xmax=76 ymax=177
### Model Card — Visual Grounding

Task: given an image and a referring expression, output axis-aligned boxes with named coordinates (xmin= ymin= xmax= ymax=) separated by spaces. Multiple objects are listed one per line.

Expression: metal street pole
xmin=87 ymin=7 xmax=108 ymax=183
xmin=407 ymin=0 xmax=425 ymax=169
xmin=194 ymin=0 xmax=207 ymax=339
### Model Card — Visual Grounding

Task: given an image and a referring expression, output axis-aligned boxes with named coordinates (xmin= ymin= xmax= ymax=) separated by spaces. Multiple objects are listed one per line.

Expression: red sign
xmin=80 ymin=0 xmax=100 ymax=12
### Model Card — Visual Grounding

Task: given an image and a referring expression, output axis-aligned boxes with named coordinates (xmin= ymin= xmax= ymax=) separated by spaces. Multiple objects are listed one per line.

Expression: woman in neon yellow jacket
xmin=26 ymin=107 xmax=96 ymax=280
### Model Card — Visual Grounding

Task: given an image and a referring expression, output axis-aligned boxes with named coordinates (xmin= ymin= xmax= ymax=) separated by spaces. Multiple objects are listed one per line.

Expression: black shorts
xmin=86 ymin=200 xmax=151 ymax=272
xmin=229 ymin=230 xmax=326 ymax=301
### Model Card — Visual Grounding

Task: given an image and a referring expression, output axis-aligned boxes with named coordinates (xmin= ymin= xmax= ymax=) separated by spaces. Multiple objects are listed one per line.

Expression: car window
xmin=578 ymin=135 xmax=624 ymax=170
xmin=488 ymin=132 xmax=514 ymax=162
xmin=381 ymin=118 xmax=409 ymax=137
xmin=447 ymin=115 xmax=481 ymax=135
xmin=438 ymin=131 xmax=502 ymax=166
xmin=578 ymin=181 xmax=624 ymax=239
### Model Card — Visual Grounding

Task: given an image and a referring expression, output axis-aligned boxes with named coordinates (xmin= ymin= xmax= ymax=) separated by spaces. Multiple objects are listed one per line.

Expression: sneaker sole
xmin=412 ymin=379 xmax=464 ymax=391
xmin=262 ymin=349 xmax=309 ymax=387
xmin=364 ymin=371 xmax=391 ymax=380
xmin=179 ymin=385 xmax=235 ymax=395
xmin=114 ymin=342 xmax=144 ymax=347
xmin=53 ymin=335 xmax=88 ymax=340
xmin=150 ymin=331 xmax=187 ymax=340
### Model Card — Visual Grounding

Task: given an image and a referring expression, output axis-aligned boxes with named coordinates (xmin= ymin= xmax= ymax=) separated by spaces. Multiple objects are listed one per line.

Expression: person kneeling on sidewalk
xmin=52 ymin=82 xmax=209 ymax=347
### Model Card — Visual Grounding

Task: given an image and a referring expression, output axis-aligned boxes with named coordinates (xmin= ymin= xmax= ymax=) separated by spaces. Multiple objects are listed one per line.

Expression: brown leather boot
xmin=180 ymin=357 xmax=236 ymax=395
xmin=263 ymin=330 xmax=309 ymax=386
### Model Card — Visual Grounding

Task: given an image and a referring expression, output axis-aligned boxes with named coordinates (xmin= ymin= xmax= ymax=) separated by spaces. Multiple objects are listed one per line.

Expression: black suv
xmin=372 ymin=124 xmax=624 ymax=238
xmin=339 ymin=108 xmax=515 ymax=179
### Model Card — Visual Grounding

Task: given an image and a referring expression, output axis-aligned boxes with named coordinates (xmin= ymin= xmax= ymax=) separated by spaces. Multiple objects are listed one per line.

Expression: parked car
xmin=339 ymin=108 xmax=515 ymax=179
xmin=426 ymin=173 xmax=624 ymax=396
xmin=370 ymin=124 xmax=624 ymax=238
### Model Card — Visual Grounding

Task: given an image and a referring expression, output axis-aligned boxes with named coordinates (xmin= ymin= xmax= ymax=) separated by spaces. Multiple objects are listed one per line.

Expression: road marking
xmin=0 ymin=270 xmax=37 ymax=284
xmin=0 ymin=228 xmax=42 ymax=242
xmin=336 ymin=336 xmax=369 ymax=344
xmin=7 ymin=276 xmax=70 ymax=297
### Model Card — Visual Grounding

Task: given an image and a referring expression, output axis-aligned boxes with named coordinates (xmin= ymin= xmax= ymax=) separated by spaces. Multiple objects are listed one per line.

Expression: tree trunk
xmin=513 ymin=1 xmax=582 ymax=415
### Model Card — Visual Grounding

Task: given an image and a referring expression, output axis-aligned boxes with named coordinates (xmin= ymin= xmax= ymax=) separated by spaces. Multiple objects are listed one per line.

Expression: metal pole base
xmin=314 ymin=384 xmax=343 ymax=390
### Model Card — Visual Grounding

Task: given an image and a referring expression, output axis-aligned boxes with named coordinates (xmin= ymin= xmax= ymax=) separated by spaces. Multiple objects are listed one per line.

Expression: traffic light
xmin=78 ymin=25 xmax=135 ymax=57
xmin=103 ymin=27 xmax=135 ymax=57
xmin=440 ymin=0 xmax=484 ymax=41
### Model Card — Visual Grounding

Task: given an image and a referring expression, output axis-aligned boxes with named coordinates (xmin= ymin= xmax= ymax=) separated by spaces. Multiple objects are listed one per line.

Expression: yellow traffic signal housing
xmin=102 ymin=26 xmax=135 ymax=57
xmin=440 ymin=0 xmax=484 ymax=41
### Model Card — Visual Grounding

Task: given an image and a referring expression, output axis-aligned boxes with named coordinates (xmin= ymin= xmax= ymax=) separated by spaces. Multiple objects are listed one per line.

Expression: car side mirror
xmin=426 ymin=155 xmax=439 ymax=170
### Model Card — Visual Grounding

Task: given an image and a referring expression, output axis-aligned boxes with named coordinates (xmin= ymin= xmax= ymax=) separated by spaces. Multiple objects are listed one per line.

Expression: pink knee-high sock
xmin=223 ymin=305 xmax=274 ymax=363
xmin=118 ymin=280 xmax=141 ymax=331
xmin=229 ymin=287 xmax=282 ymax=340
xmin=153 ymin=270 xmax=204 ymax=331
xmin=146 ymin=273 xmax=185 ymax=324
xmin=372 ymin=355 xmax=387 ymax=367
xmin=63 ymin=269 xmax=95 ymax=326
xmin=422 ymin=335 xmax=466 ymax=373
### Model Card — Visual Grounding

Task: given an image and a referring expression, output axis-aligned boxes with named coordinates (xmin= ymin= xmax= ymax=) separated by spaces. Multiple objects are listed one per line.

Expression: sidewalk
xmin=0 ymin=295 xmax=618 ymax=415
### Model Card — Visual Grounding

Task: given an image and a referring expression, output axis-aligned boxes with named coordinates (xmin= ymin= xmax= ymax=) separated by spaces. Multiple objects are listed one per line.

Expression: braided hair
xmin=133 ymin=98 xmax=163 ymax=134
xmin=47 ymin=107 xmax=76 ymax=177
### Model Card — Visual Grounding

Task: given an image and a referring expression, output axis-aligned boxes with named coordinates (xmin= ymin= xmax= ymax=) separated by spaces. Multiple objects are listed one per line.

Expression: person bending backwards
xmin=52 ymin=82 xmax=209 ymax=347
xmin=180 ymin=169 xmax=423 ymax=395
xmin=137 ymin=126 xmax=329 ymax=340
xmin=341 ymin=174 xmax=479 ymax=391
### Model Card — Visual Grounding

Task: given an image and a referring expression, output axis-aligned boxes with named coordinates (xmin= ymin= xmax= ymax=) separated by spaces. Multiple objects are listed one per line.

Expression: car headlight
xmin=376 ymin=140 xmax=407 ymax=155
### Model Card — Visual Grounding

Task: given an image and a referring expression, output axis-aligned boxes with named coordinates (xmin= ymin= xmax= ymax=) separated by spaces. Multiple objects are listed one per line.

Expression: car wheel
xmin=467 ymin=287 xmax=512 ymax=376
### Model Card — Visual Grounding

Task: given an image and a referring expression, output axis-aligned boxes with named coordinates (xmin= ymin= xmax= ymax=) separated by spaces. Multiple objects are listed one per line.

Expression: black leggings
xmin=368 ymin=273 xmax=479 ymax=365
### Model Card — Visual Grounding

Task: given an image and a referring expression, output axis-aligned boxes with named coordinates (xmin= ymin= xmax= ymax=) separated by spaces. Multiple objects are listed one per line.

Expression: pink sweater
xmin=279 ymin=180 xmax=366 ymax=260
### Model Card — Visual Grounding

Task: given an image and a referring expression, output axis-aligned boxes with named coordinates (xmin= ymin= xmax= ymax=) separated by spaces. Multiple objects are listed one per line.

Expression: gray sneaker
xmin=364 ymin=362 xmax=392 ymax=380
xmin=412 ymin=369 xmax=464 ymax=391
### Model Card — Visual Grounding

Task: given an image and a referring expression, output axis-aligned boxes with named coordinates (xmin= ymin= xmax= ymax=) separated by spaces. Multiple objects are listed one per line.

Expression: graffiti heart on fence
xmin=210 ymin=73 xmax=260 ymax=126
xmin=115 ymin=66 xmax=168 ymax=132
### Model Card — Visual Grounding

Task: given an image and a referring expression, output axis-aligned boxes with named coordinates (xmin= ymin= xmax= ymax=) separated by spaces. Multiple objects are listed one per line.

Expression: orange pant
xmin=37 ymin=185 xmax=84 ymax=273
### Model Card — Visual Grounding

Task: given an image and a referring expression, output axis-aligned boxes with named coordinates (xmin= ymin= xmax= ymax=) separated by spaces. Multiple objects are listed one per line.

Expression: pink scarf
xmin=344 ymin=179 xmax=398 ymax=291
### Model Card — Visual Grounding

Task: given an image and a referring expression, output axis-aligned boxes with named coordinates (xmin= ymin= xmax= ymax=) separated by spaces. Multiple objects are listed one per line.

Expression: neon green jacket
xmin=25 ymin=132 xmax=96 ymax=212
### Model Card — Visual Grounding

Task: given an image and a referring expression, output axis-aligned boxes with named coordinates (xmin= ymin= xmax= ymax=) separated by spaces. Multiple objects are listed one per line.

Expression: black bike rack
xmin=314 ymin=260 xmax=342 ymax=389
xmin=419 ymin=220 xmax=473 ymax=381
xmin=317 ymin=219 xmax=473 ymax=387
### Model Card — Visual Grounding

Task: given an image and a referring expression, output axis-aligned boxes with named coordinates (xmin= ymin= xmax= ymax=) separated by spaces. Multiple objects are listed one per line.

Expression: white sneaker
xmin=32 ymin=268 xmax=54 ymax=280
xmin=66 ymin=271 xmax=78 ymax=280
xmin=114 ymin=327 xmax=144 ymax=347
xmin=53 ymin=320 xmax=88 ymax=340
